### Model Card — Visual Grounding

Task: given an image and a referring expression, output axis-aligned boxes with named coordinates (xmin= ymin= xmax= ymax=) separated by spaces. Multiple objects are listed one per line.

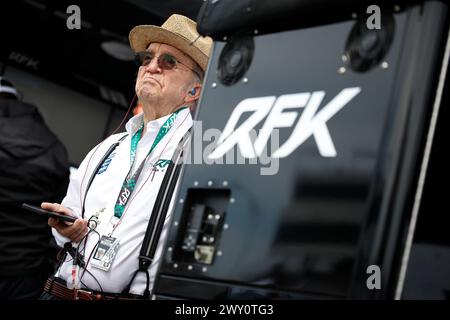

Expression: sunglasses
xmin=134 ymin=51 xmax=201 ymax=79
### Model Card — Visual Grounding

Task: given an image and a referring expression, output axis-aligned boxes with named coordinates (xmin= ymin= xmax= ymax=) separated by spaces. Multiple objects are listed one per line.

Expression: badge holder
xmin=91 ymin=235 xmax=120 ymax=272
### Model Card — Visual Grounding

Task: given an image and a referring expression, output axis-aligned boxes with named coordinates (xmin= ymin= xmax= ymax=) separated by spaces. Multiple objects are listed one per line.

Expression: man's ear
xmin=184 ymin=84 xmax=202 ymax=103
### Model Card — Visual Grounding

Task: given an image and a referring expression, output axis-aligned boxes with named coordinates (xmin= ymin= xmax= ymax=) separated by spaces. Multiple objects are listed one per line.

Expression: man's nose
xmin=144 ymin=56 xmax=161 ymax=73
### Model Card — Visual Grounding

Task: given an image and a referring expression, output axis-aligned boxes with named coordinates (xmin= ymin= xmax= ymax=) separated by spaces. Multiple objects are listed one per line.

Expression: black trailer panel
xmin=154 ymin=1 xmax=449 ymax=299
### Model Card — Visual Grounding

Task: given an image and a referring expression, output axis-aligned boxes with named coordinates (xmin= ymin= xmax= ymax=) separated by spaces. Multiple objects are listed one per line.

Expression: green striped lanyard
xmin=113 ymin=107 xmax=186 ymax=219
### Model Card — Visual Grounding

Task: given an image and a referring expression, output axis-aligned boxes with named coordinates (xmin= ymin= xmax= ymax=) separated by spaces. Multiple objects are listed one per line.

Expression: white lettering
xmin=66 ymin=5 xmax=81 ymax=30
xmin=273 ymin=87 xmax=361 ymax=157
xmin=366 ymin=265 xmax=382 ymax=289
xmin=175 ymin=304 xmax=209 ymax=317
xmin=119 ymin=188 xmax=130 ymax=206
xmin=366 ymin=5 xmax=381 ymax=30
xmin=209 ymin=96 xmax=275 ymax=159
xmin=208 ymin=88 xmax=361 ymax=160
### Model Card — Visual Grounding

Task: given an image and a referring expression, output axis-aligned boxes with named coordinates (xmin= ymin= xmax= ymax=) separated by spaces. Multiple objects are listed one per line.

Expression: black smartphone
xmin=21 ymin=203 xmax=77 ymax=223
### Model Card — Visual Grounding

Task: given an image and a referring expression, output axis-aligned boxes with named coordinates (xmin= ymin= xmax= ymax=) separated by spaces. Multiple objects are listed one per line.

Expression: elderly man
xmin=39 ymin=14 xmax=212 ymax=300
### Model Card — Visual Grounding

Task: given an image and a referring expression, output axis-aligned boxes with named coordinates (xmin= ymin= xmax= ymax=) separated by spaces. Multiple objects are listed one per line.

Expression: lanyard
xmin=113 ymin=107 xmax=186 ymax=219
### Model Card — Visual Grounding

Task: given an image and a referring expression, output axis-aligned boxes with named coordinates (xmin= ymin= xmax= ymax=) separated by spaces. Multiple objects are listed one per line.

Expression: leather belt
xmin=44 ymin=278 xmax=137 ymax=300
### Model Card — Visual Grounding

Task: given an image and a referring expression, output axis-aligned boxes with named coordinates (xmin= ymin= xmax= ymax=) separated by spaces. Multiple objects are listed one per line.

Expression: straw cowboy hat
xmin=129 ymin=14 xmax=213 ymax=72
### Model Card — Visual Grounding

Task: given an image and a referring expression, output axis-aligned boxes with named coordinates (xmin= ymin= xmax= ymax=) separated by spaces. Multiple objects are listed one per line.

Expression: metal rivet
xmin=174 ymin=221 xmax=178 ymax=227
xmin=215 ymin=214 xmax=220 ymax=220
xmin=179 ymin=198 xmax=184 ymax=204
xmin=194 ymin=181 xmax=199 ymax=186
xmin=341 ymin=55 xmax=348 ymax=62
xmin=202 ymin=267 xmax=208 ymax=272
xmin=224 ymin=224 xmax=229 ymax=230
xmin=338 ymin=67 xmax=346 ymax=74
xmin=168 ymin=247 xmax=172 ymax=252
xmin=187 ymin=265 xmax=193 ymax=270
xmin=217 ymin=251 xmax=222 ymax=256
xmin=381 ymin=61 xmax=389 ymax=69
xmin=211 ymin=82 xmax=217 ymax=88
xmin=173 ymin=263 xmax=178 ymax=268
xmin=351 ymin=13 xmax=357 ymax=19
xmin=222 ymin=181 xmax=228 ymax=187
xmin=242 ymin=77 xmax=249 ymax=83
xmin=230 ymin=198 xmax=235 ymax=204
xmin=207 ymin=180 xmax=213 ymax=186
xmin=207 ymin=214 xmax=213 ymax=220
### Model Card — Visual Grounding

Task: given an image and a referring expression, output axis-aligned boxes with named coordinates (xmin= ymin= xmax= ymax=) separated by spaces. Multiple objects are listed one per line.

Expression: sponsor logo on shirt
xmin=97 ymin=152 xmax=116 ymax=174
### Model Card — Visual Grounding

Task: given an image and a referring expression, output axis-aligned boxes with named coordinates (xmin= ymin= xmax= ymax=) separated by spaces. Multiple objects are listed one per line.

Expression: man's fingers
xmin=71 ymin=220 xmax=88 ymax=242
xmin=43 ymin=202 xmax=87 ymax=242
xmin=41 ymin=202 xmax=73 ymax=216
xmin=48 ymin=217 xmax=58 ymax=227
xmin=60 ymin=219 xmax=83 ymax=239
xmin=54 ymin=219 xmax=80 ymax=238
xmin=41 ymin=202 xmax=58 ymax=212
xmin=73 ymin=227 xmax=89 ymax=243
xmin=48 ymin=217 xmax=69 ymax=230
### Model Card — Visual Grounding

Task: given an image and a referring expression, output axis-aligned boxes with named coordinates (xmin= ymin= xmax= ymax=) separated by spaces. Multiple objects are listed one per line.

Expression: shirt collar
xmin=125 ymin=108 xmax=189 ymax=135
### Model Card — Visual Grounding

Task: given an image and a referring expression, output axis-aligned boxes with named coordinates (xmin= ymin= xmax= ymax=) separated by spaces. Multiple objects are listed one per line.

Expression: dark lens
xmin=135 ymin=52 xmax=152 ymax=67
xmin=160 ymin=54 xmax=177 ymax=69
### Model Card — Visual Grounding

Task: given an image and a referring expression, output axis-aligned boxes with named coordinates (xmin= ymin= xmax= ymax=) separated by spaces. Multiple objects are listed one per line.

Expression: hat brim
xmin=129 ymin=25 xmax=209 ymax=72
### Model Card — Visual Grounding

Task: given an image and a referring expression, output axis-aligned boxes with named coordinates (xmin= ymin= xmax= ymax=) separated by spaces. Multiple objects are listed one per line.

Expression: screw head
xmin=217 ymin=251 xmax=222 ymax=256
xmin=187 ymin=265 xmax=193 ymax=270
xmin=338 ymin=67 xmax=346 ymax=74
xmin=207 ymin=180 xmax=213 ymax=187
xmin=173 ymin=263 xmax=178 ymax=268
xmin=381 ymin=61 xmax=389 ymax=69
xmin=222 ymin=181 xmax=228 ymax=187
xmin=242 ymin=77 xmax=249 ymax=84
xmin=230 ymin=198 xmax=235 ymax=204
xmin=224 ymin=224 xmax=229 ymax=230
xmin=179 ymin=198 xmax=184 ymax=204
xmin=211 ymin=82 xmax=217 ymax=88
xmin=194 ymin=181 xmax=199 ymax=186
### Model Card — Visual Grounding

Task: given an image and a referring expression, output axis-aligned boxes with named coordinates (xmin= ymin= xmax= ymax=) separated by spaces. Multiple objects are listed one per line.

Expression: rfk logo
xmin=118 ymin=188 xmax=131 ymax=206
xmin=208 ymin=87 xmax=361 ymax=159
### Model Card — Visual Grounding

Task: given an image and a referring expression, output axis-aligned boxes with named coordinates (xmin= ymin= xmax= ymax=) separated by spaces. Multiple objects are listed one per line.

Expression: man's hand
xmin=42 ymin=202 xmax=88 ymax=243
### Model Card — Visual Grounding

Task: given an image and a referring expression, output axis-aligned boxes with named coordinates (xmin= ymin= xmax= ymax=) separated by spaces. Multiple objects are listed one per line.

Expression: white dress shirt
xmin=52 ymin=108 xmax=192 ymax=295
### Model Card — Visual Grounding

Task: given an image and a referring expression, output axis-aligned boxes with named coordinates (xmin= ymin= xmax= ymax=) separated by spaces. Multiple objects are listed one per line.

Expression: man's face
xmin=135 ymin=43 xmax=199 ymax=108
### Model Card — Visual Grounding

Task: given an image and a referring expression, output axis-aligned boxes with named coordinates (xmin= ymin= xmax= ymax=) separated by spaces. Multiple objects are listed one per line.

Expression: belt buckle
xmin=74 ymin=288 xmax=95 ymax=300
